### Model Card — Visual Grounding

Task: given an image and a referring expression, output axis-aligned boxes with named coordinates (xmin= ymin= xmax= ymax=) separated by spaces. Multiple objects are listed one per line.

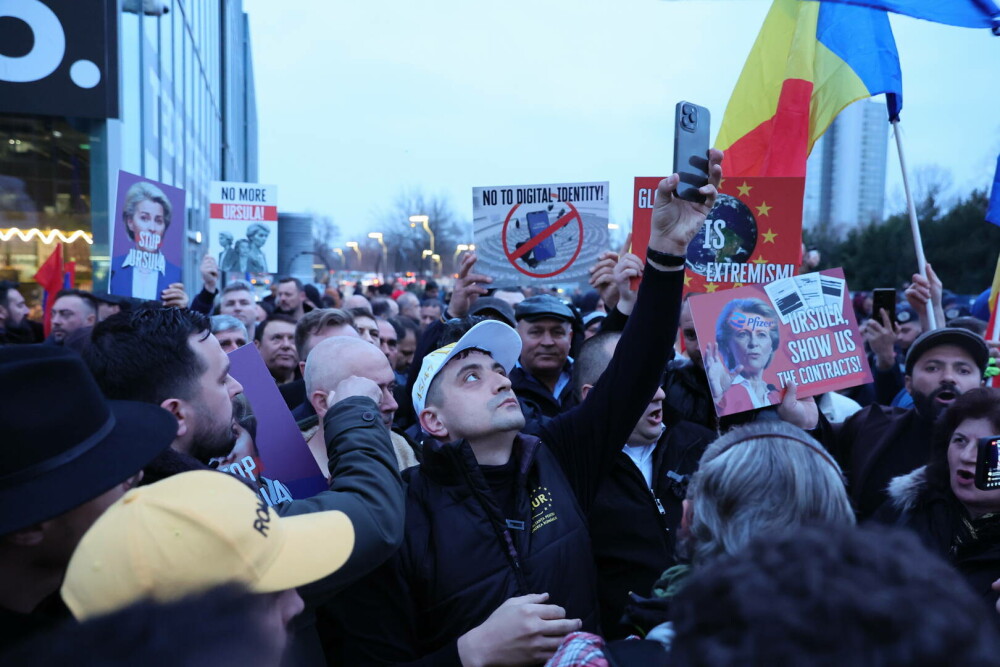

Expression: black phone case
xmin=975 ymin=436 xmax=1000 ymax=491
xmin=872 ymin=288 xmax=896 ymax=327
xmin=673 ymin=101 xmax=711 ymax=203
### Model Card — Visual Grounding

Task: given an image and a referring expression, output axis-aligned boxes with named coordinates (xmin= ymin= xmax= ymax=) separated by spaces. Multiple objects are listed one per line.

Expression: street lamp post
xmin=453 ymin=244 xmax=476 ymax=272
xmin=345 ymin=241 xmax=361 ymax=270
xmin=368 ymin=232 xmax=387 ymax=279
xmin=409 ymin=215 xmax=434 ymax=274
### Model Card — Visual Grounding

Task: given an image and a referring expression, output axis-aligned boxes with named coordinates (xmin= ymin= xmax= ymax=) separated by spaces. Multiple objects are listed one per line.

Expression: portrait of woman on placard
xmin=704 ymin=297 xmax=782 ymax=414
xmin=222 ymin=238 xmax=254 ymax=274
xmin=109 ymin=181 xmax=182 ymax=300
xmin=245 ymin=223 xmax=271 ymax=274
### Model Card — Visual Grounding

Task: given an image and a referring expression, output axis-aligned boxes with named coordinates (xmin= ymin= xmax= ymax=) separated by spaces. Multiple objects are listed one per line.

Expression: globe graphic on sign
xmin=686 ymin=194 xmax=757 ymax=277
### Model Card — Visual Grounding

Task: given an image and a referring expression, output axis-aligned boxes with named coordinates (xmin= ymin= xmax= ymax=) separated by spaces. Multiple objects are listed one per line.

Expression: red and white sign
xmin=209 ymin=181 xmax=279 ymax=276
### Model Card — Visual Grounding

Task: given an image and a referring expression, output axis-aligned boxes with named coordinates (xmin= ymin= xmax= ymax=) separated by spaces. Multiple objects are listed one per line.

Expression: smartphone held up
xmin=673 ymin=101 xmax=710 ymax=203
xmin=976 ymin=435 xmax=1000 ymax=491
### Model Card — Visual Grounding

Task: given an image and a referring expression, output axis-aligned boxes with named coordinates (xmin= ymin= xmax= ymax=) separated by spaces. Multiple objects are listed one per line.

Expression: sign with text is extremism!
xmin=688 ymin=268 xmax=871 ymax=418
xmin=631 ymin=176 xmax=804 ymax=294
xmin=108 ymin=171 xmax=185 ymax=301
xmin=208 ymin=181 xmax=278 ymax=278
xmin=473 ymin=181 xmax=609 ymax=286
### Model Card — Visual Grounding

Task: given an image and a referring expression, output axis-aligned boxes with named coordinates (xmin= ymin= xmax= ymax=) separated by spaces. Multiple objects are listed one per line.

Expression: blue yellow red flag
xmin=988 ymin=154 xmax=1000 ymax=227
xmin=716 ymin=0 xmax=902 ymax=177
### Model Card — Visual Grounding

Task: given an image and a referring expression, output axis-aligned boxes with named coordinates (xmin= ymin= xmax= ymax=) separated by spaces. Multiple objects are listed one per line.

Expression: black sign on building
xmin=0 ymin=0 xmax=119 ymax=118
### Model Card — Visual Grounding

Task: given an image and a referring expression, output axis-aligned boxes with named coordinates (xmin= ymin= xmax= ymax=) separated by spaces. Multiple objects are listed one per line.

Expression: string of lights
xmin=0 ymin=228 xmax=93 ymax=245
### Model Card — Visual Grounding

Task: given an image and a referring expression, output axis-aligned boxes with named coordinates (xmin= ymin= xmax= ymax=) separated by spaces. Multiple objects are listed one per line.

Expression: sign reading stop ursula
xmin=472 ymin=181 xmax=609 ymax=287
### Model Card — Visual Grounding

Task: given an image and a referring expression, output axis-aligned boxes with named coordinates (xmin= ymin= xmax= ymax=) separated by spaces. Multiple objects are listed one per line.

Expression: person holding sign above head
xmin=109 ymin=181 xmax=183 ymax=302
xmin=704 ymin=298 xmax=782 ymax=414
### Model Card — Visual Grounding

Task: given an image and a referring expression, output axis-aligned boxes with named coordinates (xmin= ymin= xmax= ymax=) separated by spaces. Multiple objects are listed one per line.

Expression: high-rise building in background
xmin=804 ymin=99 xmax=889 ymax=238
xmin=0 ymin=0 xmax=258 ymax=294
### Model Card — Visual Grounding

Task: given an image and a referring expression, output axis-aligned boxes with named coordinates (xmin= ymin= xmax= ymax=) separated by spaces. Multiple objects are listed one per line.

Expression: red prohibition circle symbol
xmin=500 ymin=196 xmax=584 ymax=279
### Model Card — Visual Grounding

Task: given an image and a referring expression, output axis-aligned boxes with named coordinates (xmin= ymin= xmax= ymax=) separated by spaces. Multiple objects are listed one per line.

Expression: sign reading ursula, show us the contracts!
xmin=208 ymin=182 xmax=278 ymax=277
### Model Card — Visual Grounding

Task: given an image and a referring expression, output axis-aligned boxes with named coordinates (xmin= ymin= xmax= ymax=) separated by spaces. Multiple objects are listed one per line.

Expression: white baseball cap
xmin=411 ymin=319 xmax=522 ymax=415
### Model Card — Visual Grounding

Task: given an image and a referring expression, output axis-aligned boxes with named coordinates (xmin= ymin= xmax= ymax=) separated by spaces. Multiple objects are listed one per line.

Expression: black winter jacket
xmin=814 ymin=404 xmax=934 ymax=519
xmin=324 ymin=265 xmax=685 ymax=665
xmin=589 ymin=418 xmax=714 ymax=639
xmin=510 ymin=361 xmax=580 ymax=427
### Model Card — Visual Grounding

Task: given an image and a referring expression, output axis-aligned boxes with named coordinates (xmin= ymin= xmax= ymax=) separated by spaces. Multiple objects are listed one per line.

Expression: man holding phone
xmin=325 ymin=151 xmax=724 ymax=666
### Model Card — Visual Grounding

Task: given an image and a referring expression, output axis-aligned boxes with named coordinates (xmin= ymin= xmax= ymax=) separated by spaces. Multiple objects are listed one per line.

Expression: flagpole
xmin=891 ymin=119 xmax=938 ymax=330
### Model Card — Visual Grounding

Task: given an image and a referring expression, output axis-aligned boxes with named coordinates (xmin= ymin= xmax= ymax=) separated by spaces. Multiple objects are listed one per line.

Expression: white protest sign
xmin=209 ymin=182 xmax=278 ymax=276
xmin=472 ymin=181 xmax=609 ymax=286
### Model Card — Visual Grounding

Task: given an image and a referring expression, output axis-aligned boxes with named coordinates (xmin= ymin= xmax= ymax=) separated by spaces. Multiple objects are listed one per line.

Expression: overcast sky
xmin=243 ymin=0 xmax=1000 ymax=244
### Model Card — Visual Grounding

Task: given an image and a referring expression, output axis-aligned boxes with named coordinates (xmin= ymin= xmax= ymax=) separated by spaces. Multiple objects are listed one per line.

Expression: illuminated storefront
xmin=0 ymin=0 xmax=257 ymax=302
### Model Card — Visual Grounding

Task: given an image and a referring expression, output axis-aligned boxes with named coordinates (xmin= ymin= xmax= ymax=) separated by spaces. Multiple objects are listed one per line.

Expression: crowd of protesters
xmin=3 ymin=151 xmax=1000 ymax=666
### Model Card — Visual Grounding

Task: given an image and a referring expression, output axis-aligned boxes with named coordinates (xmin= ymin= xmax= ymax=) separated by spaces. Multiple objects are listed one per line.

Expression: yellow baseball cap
xmin=61 ymin=471 xmax=354 ymax=620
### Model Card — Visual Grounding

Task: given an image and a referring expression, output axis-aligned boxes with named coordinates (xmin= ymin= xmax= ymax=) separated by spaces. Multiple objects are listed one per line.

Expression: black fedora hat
xmin=0 ymin=345 xmax=177 ymax=534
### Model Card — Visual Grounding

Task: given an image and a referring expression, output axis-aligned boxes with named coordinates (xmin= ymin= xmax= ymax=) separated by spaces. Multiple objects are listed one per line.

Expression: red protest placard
xmin=687 ymin=267 xmax=872 ymax=418
xmin=630 ymin=176 xmax=805 ymax=295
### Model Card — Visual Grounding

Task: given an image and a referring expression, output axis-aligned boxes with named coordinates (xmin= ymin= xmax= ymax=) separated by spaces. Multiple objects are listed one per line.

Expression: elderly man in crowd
xmin=510 ymin=293 xmax=580 ymax=423
xmin=210 ymin=314 xmax=248 ymax=353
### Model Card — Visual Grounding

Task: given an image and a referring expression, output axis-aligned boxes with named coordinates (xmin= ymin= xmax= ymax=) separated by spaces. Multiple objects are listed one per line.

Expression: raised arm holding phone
xmin=324 ymin=151 xmax=724 ymax=667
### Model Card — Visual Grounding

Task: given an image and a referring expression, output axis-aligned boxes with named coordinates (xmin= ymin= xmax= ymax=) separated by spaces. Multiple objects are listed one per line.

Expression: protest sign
xmin=631 ymin=176 xmax=804 ymax=294
xmin=688 ymin=267 xmax=872 ymax=418
xmin=222 ymin=344 xmax=326 ymax=502
xmin=108 ymin=171 xmax=185 ymax=300
xmin=208 ymin=181 xmax=278 ymax=278
xmin=473 ymin=181 xmax=609 ymax=286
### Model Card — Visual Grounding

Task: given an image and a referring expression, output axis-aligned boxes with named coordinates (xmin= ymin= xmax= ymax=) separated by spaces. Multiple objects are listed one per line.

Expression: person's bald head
xmin=305 ymin=337 xmax=398 ymax=428
xmin=343 ymin=294 xmax=372 ymax=313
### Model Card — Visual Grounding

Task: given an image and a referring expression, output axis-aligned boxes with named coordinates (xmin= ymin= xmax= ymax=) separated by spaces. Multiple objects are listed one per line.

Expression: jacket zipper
xmin=621 ymin=453 xmax=671 ymax=535
xmin=458 ymin=460 xmax=530 ymax=593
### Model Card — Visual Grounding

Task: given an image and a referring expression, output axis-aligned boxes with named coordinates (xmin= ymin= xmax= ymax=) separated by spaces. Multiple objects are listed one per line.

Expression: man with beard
xmin=815 ymin=328 xmax=989 ymax=519
xmin=0 ymin=280 xmax=38 ymax=344
xmin=82 ymin=306 xmax=404 ymax=578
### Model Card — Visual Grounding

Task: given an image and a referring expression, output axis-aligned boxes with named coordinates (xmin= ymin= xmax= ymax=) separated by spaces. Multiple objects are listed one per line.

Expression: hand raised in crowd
xmin=775 ymin=379 xmax=819 ymax=431
xmin=863 ymin=308 xmax=901 ymax=371
xmin=588 ymin=251 xmax=619 ymax=312
xmin=611 ymin=251 xmax=643 ymax=316
xmin=649 ymin=148 xmax=723 ymax=257
xmin=905 ymin=262 xmax=945 ymax=329
xmin=703 ymin=341 xmax=741 ymax=401
xmin=456 ymin=593 xmax=582 ymax=667
xmin=326 ymin=375 xmax=382 ymax=408
xmin=448 ymin=252 xmax=492 ymax=319
xmin=200 ymin=254 xmax=220 ymax=293
xmin=160 ymin=283 xmax=189 ymax=309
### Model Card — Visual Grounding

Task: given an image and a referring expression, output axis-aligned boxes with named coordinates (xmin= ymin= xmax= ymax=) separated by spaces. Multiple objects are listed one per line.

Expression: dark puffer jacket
xmin=324 ymin=265 xmax=685 ymax=665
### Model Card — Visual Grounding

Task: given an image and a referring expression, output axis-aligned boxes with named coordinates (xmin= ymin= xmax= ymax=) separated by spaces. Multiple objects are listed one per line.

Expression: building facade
xmin=0 ymin=0 xmax=257 ymax=297
xmin=804 ymin=99 xmax=889 ymax=238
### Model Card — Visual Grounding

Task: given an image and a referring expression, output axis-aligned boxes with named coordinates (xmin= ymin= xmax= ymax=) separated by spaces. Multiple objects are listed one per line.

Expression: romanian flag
xmin=987 ymin=252 xmax=1000 ymax=386
xmin=716 ymin=0 xmax=902 ymax=177
xmin=33 ymin=244 xmax=64 ymax=336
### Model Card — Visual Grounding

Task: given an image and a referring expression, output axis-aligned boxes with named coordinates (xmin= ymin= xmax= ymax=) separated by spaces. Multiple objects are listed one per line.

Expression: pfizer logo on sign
xmin=0 ymin=0 xmax=118 ymax=118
